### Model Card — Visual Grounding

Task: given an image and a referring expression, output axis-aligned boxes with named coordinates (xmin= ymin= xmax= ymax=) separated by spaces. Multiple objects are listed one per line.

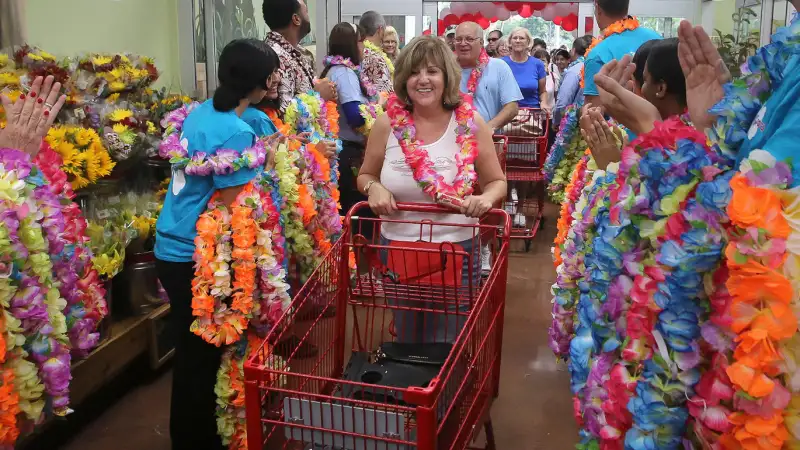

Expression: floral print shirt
xmin=266 ymin=31 xmax=315 ymax=115
xmin=362 ymin=44 xmax=394 ymax=94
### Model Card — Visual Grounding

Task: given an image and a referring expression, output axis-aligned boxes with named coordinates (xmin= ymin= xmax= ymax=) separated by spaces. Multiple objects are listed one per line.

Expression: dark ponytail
xmin=212 ymin=39 xmax=280 ymax=112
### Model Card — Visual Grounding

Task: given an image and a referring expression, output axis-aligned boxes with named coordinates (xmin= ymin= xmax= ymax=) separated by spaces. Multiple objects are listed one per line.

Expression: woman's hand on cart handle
xmin=460 ymin=195 xmax=494 ymax=218
xmin=367 ymin=182 xmax=397 ymax=216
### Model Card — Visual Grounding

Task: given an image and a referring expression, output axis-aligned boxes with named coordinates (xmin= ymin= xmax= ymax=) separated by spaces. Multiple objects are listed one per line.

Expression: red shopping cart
xmin=244 ymin=202 xmax=511 ymax=450
xmin=495 ymin=108 xmax=549 ymax=251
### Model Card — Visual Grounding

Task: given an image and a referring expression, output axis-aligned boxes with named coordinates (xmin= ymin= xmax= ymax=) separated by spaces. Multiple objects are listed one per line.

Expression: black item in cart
xmin=334 ymin=351 xmax=442 ymax=406
xmin=376 ymin=342 xmax=453 ymax=366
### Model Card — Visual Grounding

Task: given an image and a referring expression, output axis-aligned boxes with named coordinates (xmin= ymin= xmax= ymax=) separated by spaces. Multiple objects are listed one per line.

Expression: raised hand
xmin=0 ymin=75 xmax=67 ymax=157
xmin=594 ymin=64 xmax=662 ymax=136
xmin=678 ymin=20 xmax=731 ymax=131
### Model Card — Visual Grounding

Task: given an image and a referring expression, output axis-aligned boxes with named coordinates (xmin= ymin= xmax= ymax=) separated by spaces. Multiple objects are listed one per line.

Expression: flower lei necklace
xmin=323 ymin=55 xmax=378 ymax=100
xmin=364 ymin=40 xmax=395 ymax=76
xmin=466 ymin=49 xmax=490 ymax=97
xmin=580 ymin=16 xmax=641 ymax=88
xmin=708 ymin=13 xmax=800 ymax=159
xmin=159 ymin=102 xmax=267 ymax=175
xmin=191 ymin=180 xmax=285 ymax=347
xmin=386 ymin=92 xmax=479 ymax=201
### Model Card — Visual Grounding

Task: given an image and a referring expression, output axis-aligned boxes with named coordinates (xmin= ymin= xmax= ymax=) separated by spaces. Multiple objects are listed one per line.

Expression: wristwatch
xmin=363 ymin=180 xmax=376 ymax=196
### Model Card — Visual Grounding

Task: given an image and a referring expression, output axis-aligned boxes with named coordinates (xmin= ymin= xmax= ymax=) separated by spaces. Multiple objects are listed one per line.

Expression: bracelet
xmin=363 ymin=180 xmax=376 ymax=196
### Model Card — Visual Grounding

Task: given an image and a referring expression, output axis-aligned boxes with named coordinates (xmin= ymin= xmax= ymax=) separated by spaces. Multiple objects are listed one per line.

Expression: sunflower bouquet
xmin=45 ymin=125 xmax=116 ymax=189
xmin=70 ymin=53 xmax=159 ymax=102
xmin=0 ymin=54 xmax=22 ymax=128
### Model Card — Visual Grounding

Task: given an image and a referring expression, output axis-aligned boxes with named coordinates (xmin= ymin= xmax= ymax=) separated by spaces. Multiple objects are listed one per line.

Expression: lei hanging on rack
xmin=159 ymin=102 xmax=268 ymax=175
xmin=580 ymin=16 xmax=641 ymax=89
xmin=363 ymin=40 xmax=395 ymax=77
xmin=34 ymin=145 xmax=108 ymax=357
xmin=386 ymin=92 xmax=479 ymax=202
xmin=0 ymin=149 xmax=75 ymax=433
xmin=466 ymin=49 xmax=490 ymax=98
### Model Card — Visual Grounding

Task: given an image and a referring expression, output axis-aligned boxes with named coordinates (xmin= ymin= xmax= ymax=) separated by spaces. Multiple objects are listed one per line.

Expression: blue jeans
xmin=379 ymin=236 xmax=480 ymax=344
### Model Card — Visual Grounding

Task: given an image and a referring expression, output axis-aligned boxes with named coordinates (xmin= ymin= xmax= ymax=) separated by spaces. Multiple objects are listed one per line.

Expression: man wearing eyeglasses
xmin=455 ymin=22 xmax=522 ymax=276
xmin=486 ymin=30 xmax=503 ymax=57
xmin=455 ymin=22 xmax=521 ymax=133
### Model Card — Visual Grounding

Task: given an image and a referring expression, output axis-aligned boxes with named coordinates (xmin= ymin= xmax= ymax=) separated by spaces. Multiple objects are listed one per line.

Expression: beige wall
xmin=26 ymin=0 xmax=182 ymax=90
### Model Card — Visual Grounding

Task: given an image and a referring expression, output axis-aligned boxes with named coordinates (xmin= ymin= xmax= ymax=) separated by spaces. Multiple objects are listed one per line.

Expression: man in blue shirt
xmin=583 ymin=0 xmax=662 ymax=108
xmin=554 ymin=35 xmax=592 ymax=126
xmin=455 ymin=22 xmax=523 ymax=132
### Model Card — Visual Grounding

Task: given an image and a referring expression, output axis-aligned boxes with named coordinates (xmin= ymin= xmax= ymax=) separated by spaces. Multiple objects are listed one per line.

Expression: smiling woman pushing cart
xmin=244 ymin=202 xmax=511 ymax=450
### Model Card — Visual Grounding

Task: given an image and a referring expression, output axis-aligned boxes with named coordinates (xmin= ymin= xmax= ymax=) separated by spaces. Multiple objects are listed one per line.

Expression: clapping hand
xmin=677 ymin=20 xmax=731 ymax=131
xmin=0 ymin=76 xmax=67 ymax=158
xmin=594 ymin=55 xmax=662 ymax=135
xmin=581 ymin=106 xmax=622 ymax=170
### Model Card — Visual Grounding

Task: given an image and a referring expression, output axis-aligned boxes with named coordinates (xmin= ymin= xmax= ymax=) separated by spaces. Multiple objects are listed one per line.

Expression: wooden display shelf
xmin=70 ymin=304 xmax=170 ymax=405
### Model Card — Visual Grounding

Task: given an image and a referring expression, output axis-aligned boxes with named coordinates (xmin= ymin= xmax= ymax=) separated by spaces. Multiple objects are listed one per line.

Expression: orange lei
xmin=191 ymin=182 xmax=260 ymax=346
xmin=580 ymin=17 xmax=641 ymax=89
xmin=0 ymin=314 xmax=20 ymax=447
xmin=554 ymin=149 xmax=592 ymax=267
xmin=721 ymin=173 xmax=795 ymax=448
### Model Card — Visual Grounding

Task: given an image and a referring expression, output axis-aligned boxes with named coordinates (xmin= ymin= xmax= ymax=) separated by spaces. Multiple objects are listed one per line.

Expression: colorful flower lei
xmin=159 ymin=102 xmax=267 ymax=176
xmin=553 ymin=149 xmax=592 ymax=268
xmin=545 ymin=104 xmax=587 ymax=203
xmin=364 ymin=40 xmax=395 ymax=77
xmin=191 ymin=180 xmax=284 ymax=347
xmin=34 ymin=145 xmax=108 ymax=357
xmin=719 ymin=150 xmax=794 ymax=449
xmin=386 ymin=92 xmax=479 ymax=202
xmin=215 ymin=334 xmax=287 ymax=450
xmin=580 ymin=17 xmax=641 ymax=89
xmin=0 ymin=149 xmax=73 ymax=424
xmin=708 ymin=14 xmax=799 ymax=160
xmin=323 ymin=55 xmax=378 ymax=100
xmin=466 ymin=49 xmax=490 ymax=98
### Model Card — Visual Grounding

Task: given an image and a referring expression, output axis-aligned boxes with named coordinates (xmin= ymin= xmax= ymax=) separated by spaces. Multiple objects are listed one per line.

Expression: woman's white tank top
xmin=379 ymin=112 xmax=479 ymax=243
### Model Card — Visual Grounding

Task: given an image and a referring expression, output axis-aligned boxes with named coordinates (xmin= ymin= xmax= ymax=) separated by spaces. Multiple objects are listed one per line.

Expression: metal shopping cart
xmin=244 ymin=203 xmax=511 ymax=450
xmin=494 ymin=108 xmax=549 ymax=252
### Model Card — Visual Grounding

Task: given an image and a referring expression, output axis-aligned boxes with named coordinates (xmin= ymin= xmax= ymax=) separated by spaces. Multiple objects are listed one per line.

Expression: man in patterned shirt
xmin=262 ymin=0 xmax=335 ymax=115
xmin=359 ymin=11 xmax=394 ymax=94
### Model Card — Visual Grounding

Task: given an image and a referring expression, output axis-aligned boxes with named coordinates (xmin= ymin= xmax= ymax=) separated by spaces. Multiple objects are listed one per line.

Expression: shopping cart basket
xmin=494 ymin=108 xmax=549 ymax=251
xmin=244 ymin=202 xmax=511 ymax=450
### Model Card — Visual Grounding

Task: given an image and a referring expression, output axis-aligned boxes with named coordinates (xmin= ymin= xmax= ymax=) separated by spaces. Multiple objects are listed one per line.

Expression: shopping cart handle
xmin=345 ymin=201 xmax=511 ymax=236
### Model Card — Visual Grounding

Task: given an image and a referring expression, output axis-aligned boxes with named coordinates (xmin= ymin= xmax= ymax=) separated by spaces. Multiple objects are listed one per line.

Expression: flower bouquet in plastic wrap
xmin=12 ymin=44 xmax=70 ymax=85
xmin=83 ymin=194 xmax=136 ymax=279
xmin=44 ymin=125 xmax=116 ymax=190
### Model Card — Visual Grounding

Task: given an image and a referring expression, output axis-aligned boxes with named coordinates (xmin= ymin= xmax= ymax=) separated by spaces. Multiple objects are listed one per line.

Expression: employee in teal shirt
xmin=154 ymin=39 xmax=278 ymax=450
xmin=583 ymin=0 xmax=662 ymax=109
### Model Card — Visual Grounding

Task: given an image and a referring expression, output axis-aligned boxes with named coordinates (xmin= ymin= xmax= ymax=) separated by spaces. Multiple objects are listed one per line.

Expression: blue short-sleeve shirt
xmin=155 ymin=100 xmax=261 ymax=262
xmin=501 ymin=56 xmax=547 ymax=108
xmin=328 ymin=65 xmax=369 ymax=144
xmin=241 ymin=106 xmax=278 ymax=137
xmin=736 ymin=54 xmax=800 ymax=185
xmin=583 ymin=27 xmax=662 ymax=97
xmin=460 ymin=58 xmax=523 ymax=123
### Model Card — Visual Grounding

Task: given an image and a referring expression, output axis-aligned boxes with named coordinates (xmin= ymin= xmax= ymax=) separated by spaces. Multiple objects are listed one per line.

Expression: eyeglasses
xmin=454 ymin=37 xmax=479 ymax=44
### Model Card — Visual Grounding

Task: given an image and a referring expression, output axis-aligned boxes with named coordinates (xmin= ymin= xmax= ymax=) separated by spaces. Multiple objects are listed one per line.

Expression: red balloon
xmin=518 ymin=4 xmax=533 ymax=18
xmin=505 ymin=2 xmax=523 ymax=12
xmin=530 ymin=2 xmax=547 ymax=10
xmin=562 ymin=21 xmax=577 ymax=32
xmin=461 ymin=13 xmax=475 ymax=23
xmin=423 ymin=29 xmax=432 ymax=35
xmin=443 ymin=14 xmax=459 ymax=27
xmin=437 ymin=19 xmax=445 ymax=35
xmin=477 ymin=17 xmax=491 ymax=29
xmin=565 ymin=13 xmax=578 ymax=23
xmin=553 ymin=16 xmax=563 ymax=26
xmin=490 ymin=16 xmax=498 ymax=22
